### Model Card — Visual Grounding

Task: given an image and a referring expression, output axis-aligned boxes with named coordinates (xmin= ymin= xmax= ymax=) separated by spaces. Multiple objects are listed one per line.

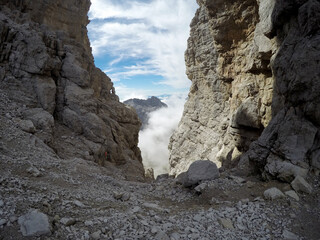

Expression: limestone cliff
xmin=0 ymin=0 xmax=144 ymax=180
xmin=169 ymin=0 xmax=320 ymax=181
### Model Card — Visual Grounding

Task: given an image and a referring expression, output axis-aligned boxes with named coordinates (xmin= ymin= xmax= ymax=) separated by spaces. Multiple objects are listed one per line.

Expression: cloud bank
xmin=88 ymin=0 xmax=198 ymax=94
xmin=138 ymin=94 xmax=186 ymax=176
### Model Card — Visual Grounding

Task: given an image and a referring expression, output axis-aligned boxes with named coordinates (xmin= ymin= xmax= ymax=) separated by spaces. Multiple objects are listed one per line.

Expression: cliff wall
xmin=0 ymin=0 xmax=144 ymax=180
xmin=169 ymin=0 xmax=320 ymax=181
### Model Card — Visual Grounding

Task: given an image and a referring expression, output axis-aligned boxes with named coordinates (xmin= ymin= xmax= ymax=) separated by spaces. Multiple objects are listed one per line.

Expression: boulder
xmin=23 ymin=108 xmax=54 ymax=133
xmin=60 ymin=217 xmax=76 ymax=226
xmin=291 ymin=176 xmax=313 ymax=194
xmin=18 ymin=120 xmax=36 ymax=133
xmin=218 ymin=218 xmax=234 ymax=230
xmin=263 ymin=187 xmax=285 ymax=200
xmin=18 ymin=210 xmax=51 ymax=237
xmin=264 ymin=154 xmax=308 ymax=182
xmin=182 ymin=160 xmax=220 ymax=187
xmin=282 ymin=229 xmax=299 ymax=240
xmin=285 ymin=190 xmax=300 ymax=201
xmin=231 ymin=97 xmax=261 ymax=129
xmin=23 ymin=108 xmax=54 ymax=143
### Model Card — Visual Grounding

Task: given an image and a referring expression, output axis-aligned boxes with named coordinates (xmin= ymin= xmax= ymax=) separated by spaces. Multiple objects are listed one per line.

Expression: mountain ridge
xmin=124 ymin=96 xmax=167 ymax=129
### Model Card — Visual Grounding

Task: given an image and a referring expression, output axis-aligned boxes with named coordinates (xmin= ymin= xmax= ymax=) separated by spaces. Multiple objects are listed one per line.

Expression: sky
xmin=88 ymin=0 xmax=198 ymax=101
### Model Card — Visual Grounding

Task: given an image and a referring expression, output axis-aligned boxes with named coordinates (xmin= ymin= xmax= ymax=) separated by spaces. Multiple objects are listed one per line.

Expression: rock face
xmin=124 ymin=96 xmax=167 ymax=129
xmin=0 ymin=0 xmax=144 ymax=179
xmin=169 ymin=0 xmax=320 ymax=180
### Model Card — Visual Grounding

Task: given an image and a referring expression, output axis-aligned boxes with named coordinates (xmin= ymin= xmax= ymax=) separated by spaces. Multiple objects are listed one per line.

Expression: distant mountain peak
xmin=124 ymin=96 xmax=167 ymax=129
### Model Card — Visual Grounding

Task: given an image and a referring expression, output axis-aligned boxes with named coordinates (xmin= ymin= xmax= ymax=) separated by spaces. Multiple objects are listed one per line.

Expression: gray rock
xmin=35 ymin=76 xmax=56 ymax=114
xmin=183 ymin=160 xmax=219 ymax=187
xmin=151 ymin=226 xmax=159 ymax=234
xmin=131 ymin=206 xmax=141 ymax=213
xmin=0 ymin=200 xmax=4 ymax=207
xmin=156 ymin=173 xmax=169 ymax=182
xmin=61 ymin=52 xmax=90 ymax=87
xmin=113 ymin=191 xmax=123 ymax=200
xmin=145 ymin=168 xmax=155 ymax=180
xmin=170 ymin=232 xmax=181 ymax=240
xmin=229 ymin=175 xmax=246 ymax=184
xmin=23 ymin=108 xmax=54 ymax=132
xmin=18 ymin=120 xmax=36 ymax=133
xmin=60 ymin=217 xmax=76 ymax=226
xmin=61 ymin=107 xmax=83 ymax=134
xmin=84 ymin=220 xmax=93 ymax=226
xmin=73 ymin=200 xmax=85 ymax=207
xmin=285 ymin=191 xmax=300 ymax=201
xmin=121 ymin=192 xmax=131 ymax=201
xmin=26 ymin=166 xmax=41 ymax=177
xmin=0 ymin=0 xmax=145 ymax=181
xmin=194 ymin=182 xmax=208 ymax=193
xmin=9 ymin=216 xmax=17 ymax=223
xmin=142 ymin=202 xmax=162 ymax=211
xmin=291 ymin=176 xmax=313 ymax=194
xmin=263 ymin=187 xmax=285 ymax=200
xmin=282 ymin=229 xmax=299 ymax=240
xmin=0 ymin=219 xmax=7 ymax=226
xmin=264 ymin=155 xmax=308 ymax=182
xmin=91 ymin=230 xmax=101 ymax=240
xmin=193 ymin=214 xmax=202 ymax=222
xmin=23 ymin=108 xmax=54 ymax=143
xmin=175 ymin=172 xmax=187 ymax=185
xmin=218 ymin=218 xmax=234 ymax=230
xmin=231 ymin=97 xmax=261 ymax=129
xmin=168 ymin=0 xmax=320 ymax=187
xmin=155 ymin=230 xmax=170 ymax=240
xmin=18 ymin=210 xmax=51 ymax=237
xmin=83 ymin=231 xmax=90 ymax=240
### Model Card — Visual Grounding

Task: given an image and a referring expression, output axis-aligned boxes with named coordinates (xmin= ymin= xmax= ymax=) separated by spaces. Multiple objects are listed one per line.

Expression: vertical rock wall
xmin=169 ymin=0 xmax=320 ymax=180
xmin=0 ymin=0 xmax=144 ymax=180
xmin=246 ymin=0 xmax=320 ymax=181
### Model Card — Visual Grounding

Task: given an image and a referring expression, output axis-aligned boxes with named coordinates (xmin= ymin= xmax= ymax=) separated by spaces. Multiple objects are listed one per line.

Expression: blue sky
xmin=88 ymin=0 xmax=198 ymax=101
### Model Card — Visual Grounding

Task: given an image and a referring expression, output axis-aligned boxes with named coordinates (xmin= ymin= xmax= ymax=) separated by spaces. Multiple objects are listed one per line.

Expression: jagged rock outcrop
xmin=124 ymin=96 xmax=167 ymax=129
xmin=0 ymin=0 xmax=144 ymax=180
xmin=169 ymin=0 xmax=320 ymax=181
xmin=244 ymin=0 xmax=320 ymax=182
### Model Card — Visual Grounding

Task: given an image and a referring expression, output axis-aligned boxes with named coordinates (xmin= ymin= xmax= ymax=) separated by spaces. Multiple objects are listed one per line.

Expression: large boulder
xmin=181 ymin=160 xmax=220 ymax=187
xmin=18 ymin=210 xmax=51 ymax=237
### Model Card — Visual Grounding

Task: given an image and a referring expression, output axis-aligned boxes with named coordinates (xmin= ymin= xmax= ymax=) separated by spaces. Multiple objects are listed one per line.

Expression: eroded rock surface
xmin=169 ymin=0 xmax=320 ymax=181
xmin=0 ymin=0 xmax=144 ymax=180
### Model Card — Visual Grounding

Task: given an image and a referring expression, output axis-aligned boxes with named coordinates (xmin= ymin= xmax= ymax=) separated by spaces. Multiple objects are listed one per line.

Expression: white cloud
xmin=108 ymin=55 xmax=124 ymax=66
xmin=88 ymin=1 xmax=196 ymax=174
xmin=114 ymin=82 xmax=189 ymax=102
xmin=138 ymin=94 xmax=187 ymax=176
xmin=88 ymin=0 xmax=198 ymax=89
xmin=113 ymin=83 xmax=150 ymax=101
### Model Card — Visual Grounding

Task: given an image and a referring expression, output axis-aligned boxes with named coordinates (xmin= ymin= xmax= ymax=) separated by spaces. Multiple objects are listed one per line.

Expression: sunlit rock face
xmin=0 ymin=0 xmax=144 ymax=180
xmin=169 ymin=0 xmax=320 ymax=180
